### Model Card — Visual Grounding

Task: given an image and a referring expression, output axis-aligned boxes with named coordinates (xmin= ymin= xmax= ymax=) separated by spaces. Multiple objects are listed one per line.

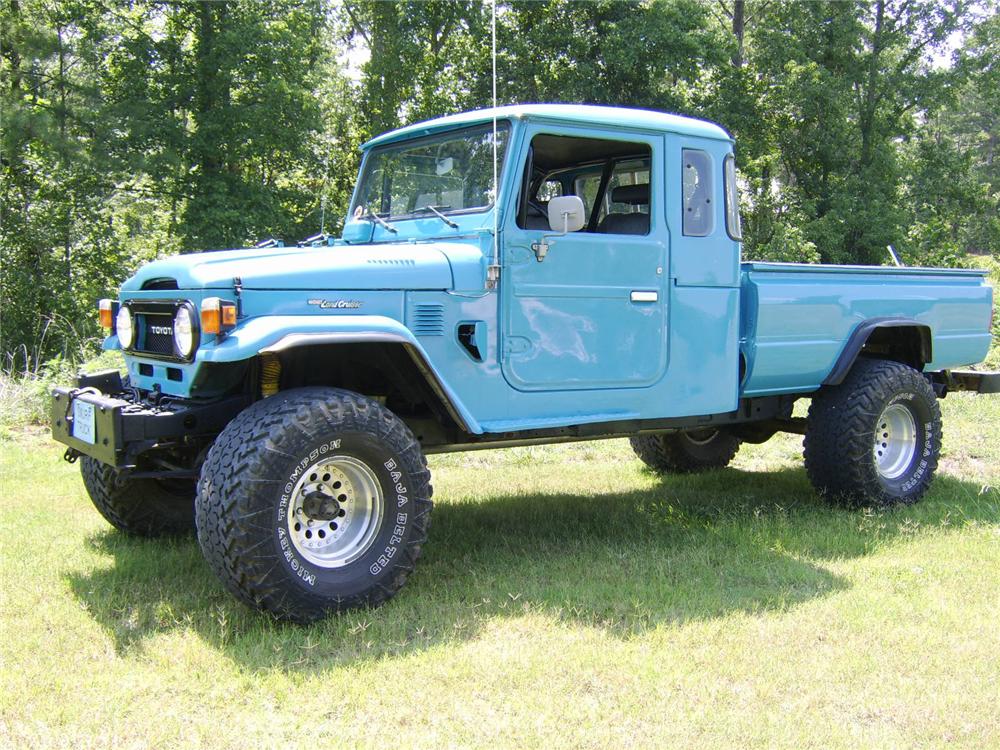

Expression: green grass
xmin=1 ymin=394 xmax=999 ymax=749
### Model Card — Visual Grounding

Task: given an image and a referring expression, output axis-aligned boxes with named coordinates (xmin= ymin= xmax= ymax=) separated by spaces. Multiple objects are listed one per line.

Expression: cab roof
xmin=361 ymin=104 xmax=732 ymax=150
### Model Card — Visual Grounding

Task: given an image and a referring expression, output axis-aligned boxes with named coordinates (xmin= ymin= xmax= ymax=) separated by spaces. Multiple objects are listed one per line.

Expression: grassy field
xmin=1 ymin=393 xmax=998 ymax=749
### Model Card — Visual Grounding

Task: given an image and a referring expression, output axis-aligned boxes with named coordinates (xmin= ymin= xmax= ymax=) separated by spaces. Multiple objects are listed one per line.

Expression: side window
xmin=573 ymin=172 xmax=603 ymax=218
xmin=576 ymin=160 xmax=650 ymax=225
xmin=605 ymin=160 xmax=650 ymax=217
xmin=724 ymin=154 xmax=742 ymax=240
xmin=682 ymin=149 xmax=714 ymax=237
xmin=518 ymin=133 xmax=651 ymax=235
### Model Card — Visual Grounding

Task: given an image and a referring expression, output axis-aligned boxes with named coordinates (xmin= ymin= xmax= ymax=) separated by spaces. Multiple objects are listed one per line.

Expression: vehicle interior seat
xmin=524 ymin=200 xmax=550 ymax=230
xmin=597 ymin=184 xmax=649 ymax=235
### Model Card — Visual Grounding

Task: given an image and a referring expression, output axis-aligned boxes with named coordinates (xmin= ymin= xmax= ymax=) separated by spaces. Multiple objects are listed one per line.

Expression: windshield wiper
xmin=361 ymin=211 xmax=398 ymax=234
xmin=413 ymin=205 xmax=458 ymax=229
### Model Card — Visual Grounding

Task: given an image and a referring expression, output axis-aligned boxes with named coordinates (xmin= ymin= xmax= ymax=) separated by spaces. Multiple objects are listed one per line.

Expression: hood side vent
xmin=141 ymin=277 xmax=179 ymax=291
xmin=410 ymin=303 xmax=445 ymax=336
xmin=368 ymin=259 xmax=416 ymax=266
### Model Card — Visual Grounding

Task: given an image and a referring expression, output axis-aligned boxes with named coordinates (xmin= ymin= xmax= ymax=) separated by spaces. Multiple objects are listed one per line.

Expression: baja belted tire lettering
xmin=195 ymin=387 xmax=432 ymax=623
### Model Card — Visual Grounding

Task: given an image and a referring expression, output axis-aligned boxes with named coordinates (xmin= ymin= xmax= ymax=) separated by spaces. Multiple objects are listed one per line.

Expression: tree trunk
xmin=732 ymin=0 xmax=745 ymax=68
xmin=860 ymin=0 xmax=885 ymax=167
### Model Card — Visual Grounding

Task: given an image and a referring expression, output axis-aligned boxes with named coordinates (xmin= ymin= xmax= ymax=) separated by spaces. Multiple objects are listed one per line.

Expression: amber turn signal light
xmin=201 ymin=297 xmax=238 ymax=334
xmin=98 ymin=299 xmax=116 ymax=329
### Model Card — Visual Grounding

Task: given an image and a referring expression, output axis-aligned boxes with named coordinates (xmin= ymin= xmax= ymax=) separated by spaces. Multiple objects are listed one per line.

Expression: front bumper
xmin=50 ymin=370 xmax=248 ymax=469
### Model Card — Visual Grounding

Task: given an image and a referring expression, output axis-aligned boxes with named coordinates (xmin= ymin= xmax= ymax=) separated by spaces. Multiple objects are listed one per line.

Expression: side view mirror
xmin=532 ymin=195 xmax=586 ymax=262
xmin=547 ymin=195 xmax=586 ymax=233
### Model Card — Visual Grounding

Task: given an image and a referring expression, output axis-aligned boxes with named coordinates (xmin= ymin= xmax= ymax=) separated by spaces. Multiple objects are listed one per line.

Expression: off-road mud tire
xmin=81 ymin=456 xmax=196 ymax=536
xmin=804 ymin=358 xmax=941 ymax=508
xmin=630 ymin=429 xmax=741 ymax=473
xmin=195 ymin=387 xmax=432 ymax=623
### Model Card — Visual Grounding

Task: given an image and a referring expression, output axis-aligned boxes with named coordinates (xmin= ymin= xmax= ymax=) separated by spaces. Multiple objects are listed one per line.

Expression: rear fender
xmin=823 ymin=318 xmax=932 ymax=386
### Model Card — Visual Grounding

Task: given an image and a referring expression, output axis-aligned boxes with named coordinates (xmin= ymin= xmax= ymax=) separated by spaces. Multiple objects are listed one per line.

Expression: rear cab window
xmin=682 ymin=149 xmax=714 ymax=237
xmin=724 ymin=154 xmax=742 ymax=240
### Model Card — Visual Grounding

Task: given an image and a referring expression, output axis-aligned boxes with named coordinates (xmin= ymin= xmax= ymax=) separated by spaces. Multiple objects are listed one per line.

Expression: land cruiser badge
xmin=307 ymin=299 xmax=363 ymax=310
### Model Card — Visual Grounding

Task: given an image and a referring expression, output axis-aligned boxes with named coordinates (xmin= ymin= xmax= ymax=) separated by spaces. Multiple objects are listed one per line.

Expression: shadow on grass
xmin=66 ymin=466 xmax=998 ymax=671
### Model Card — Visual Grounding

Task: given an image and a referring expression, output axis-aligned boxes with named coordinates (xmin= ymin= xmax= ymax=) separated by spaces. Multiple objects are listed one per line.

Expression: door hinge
xmin=486 ymin=264 xmax=501 ymax=289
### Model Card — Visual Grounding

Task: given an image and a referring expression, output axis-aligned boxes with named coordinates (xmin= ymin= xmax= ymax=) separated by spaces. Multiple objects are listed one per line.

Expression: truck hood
xmin=120 ymin=243 xmax=486 ymax=292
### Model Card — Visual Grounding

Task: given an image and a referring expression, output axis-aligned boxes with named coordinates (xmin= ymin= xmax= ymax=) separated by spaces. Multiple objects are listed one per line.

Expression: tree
xmin=105 ymin=0 xmax=332 ymax=251
xmin=1 ymin=0 xmax=122 ymax=367
xmin=1 ymin=0 xmax=343 ymax=366
xmin=747 ymin=0 xmax=966 ymax=264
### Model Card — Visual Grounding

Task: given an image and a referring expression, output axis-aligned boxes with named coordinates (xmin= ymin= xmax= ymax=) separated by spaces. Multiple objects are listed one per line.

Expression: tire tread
xmin=195 ymin=387 xmax=432 ymax=622
xmin=804 ymin=358 xmax=941 ymax=508
xmin=630 ymin=431 xmax=741 ymax=473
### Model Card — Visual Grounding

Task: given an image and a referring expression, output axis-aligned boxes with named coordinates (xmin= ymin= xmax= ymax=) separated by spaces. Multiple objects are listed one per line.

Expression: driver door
xmin=501 ymin=127 xmax=669 ymax=392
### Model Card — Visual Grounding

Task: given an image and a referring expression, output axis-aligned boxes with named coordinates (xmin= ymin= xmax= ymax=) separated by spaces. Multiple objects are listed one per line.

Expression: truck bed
xmin=739 ymin=262 xmax=994 ymax=397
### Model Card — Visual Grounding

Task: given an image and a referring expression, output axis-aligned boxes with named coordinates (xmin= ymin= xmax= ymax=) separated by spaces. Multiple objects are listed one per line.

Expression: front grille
xmin=136 ymin=312 xmax=176 ymax=356
xmin=125 ymin=301 xmax=187 ymax=360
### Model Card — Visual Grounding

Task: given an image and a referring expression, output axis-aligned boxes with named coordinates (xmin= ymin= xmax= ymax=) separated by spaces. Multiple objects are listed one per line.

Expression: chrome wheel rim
xmin=873 ymin=403 xmax=917 ymax=480
xmin=287 ymin=455 xmax=383 ymax=568
xmin=683 ymin=429 xmax=719 ymax=446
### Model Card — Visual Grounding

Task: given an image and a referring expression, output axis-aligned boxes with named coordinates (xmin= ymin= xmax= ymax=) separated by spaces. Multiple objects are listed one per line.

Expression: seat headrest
xmin=610 ymin=184 xmax=649 ymax=205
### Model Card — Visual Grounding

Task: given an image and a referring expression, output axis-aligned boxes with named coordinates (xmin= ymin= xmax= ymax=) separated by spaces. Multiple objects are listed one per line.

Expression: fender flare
xmin=823 ymin=317 xmax=932 ymax=386
xmin=195 ymin=315 xmax=481 ymax=434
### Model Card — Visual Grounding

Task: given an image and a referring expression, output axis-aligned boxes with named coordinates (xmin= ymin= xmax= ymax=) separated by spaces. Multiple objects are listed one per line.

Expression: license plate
xmin=72 ymin=399 xmax=96 ymax=444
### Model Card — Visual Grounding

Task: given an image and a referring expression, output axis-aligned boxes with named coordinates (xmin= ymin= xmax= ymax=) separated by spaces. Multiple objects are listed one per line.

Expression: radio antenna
xmin=487 ymin=0 xmax=500 ymax=289
xmin=319 ymin=151 xmax=330 ymax=236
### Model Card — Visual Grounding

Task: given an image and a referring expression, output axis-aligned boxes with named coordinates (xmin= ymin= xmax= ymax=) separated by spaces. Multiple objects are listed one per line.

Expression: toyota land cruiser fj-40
xmin=51 ymin=105 xmax=998 ymax=622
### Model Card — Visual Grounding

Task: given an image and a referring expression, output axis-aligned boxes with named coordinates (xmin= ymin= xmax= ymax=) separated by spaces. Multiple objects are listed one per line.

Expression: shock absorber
xmin=260 ymin=353 xmax=281 ymax=398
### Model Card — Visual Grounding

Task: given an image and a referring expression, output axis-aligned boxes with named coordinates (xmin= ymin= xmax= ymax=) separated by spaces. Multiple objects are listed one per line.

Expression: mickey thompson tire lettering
xmin=195 ymin=387 xmax=432 ymax=622
xmin=629 ymin=429 xmax=741 ymax=473
xmin=804 ymin=358 xmax=942 ymax=508
xmin=80 ymin=456 xmax=196 ymax=537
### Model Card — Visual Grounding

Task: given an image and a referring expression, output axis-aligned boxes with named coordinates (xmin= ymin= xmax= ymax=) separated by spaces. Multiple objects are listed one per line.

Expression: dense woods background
xmin=1 ymin=0 xmax=998 ymax=371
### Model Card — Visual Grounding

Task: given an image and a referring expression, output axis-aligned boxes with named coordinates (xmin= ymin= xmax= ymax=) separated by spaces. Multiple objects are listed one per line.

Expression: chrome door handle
xmin=630 ymin=291 xmax=658 ymax=303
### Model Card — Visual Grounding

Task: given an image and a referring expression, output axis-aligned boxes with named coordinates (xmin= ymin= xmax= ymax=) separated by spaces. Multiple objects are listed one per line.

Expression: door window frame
xmin=506 ymin=124 xmax=661 ymax=237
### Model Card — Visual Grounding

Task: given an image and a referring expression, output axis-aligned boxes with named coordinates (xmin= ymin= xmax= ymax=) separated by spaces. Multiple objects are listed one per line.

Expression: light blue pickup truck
xmin=51 ymin=105 xmax=997 ymax=621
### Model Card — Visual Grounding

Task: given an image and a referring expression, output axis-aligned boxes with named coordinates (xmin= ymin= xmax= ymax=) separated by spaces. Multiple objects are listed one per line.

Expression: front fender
xmin=197 ymin=315 xmax=482 ymax=434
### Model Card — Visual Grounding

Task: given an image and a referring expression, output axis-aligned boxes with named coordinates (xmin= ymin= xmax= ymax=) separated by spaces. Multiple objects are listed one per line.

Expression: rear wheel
xmin=804 ymin=358 xmax=941 ymax=508
xmin=195 ymin=387 xmax=432 ymax=622
xmin=81 ymin=457 xmax=196 ymax=536
xmin=630 ymin=429 xmax=741 ymax=473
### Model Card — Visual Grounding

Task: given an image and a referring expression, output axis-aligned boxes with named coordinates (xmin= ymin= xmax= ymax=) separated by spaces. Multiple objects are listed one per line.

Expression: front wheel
xmin=81 ymin=457 xmax=196 ymax=536
xmin=804 ymin=358 xmax=941 ymax=508
xmin=195 ymin=387 xmax=432 ymax=622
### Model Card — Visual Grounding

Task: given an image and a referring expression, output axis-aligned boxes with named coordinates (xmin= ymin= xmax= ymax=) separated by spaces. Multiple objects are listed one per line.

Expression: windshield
xmin=352 ymin=123 xmax=509 ymax=222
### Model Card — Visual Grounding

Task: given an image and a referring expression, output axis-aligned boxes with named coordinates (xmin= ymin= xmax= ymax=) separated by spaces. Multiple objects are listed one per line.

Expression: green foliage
xmin=748 ymin=223 xmax=821 ymax=264
xmin=0 ymin=348 xmax=123 ymax=433
xmin=497 ymin=0 xmax=724 ymax=111
xmin=2 ymin=0 xmax=349 ymax=369
xmin=744 ymin=0 xmax=966 ymax=265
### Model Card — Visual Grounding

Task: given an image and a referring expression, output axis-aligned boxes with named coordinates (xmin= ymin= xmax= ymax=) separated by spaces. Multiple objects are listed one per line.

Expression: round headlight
xmin=174 ymin=307 xmax=195 ymax=357
xmin=116 ymin=306 xmax=134 ymax=349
